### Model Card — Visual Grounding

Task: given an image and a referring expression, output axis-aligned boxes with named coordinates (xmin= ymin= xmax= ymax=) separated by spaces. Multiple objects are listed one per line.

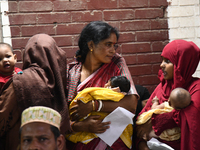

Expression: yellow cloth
xmin=136 ymin=101 xmax=181 ymax=141
xmin=66 ymin=87 xmax=133 ymax=149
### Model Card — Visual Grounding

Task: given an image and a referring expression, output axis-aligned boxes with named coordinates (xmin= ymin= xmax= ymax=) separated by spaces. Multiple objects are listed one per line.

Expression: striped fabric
xmin=67 ymin=53 xmax=137 ymax=102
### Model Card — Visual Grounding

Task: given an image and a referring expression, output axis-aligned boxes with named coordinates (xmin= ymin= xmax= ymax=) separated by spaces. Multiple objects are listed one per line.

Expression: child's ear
xmin=14 ymin=54 xmax=17 ymax=63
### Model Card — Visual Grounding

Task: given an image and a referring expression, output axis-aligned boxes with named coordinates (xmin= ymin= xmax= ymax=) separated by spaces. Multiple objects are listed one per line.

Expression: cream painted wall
xmin=0 ymin=0 xmax=11 ymax=44
xmin=167 ymin=0 xmax=200 ymax=77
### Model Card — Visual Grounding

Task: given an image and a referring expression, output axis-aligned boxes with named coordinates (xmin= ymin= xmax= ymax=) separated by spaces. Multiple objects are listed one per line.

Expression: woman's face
xmin=91 ymin=33 xmax=118 ymax=64
xmin=160 ymin=57 xmax=174 ymax=80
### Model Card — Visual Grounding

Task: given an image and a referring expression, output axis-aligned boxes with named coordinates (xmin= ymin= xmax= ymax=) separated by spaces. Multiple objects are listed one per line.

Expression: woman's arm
xmin=70 ymin=94 xmax=137 ymax=121
xmin=101 ymin=94 xmax=137 ymax=113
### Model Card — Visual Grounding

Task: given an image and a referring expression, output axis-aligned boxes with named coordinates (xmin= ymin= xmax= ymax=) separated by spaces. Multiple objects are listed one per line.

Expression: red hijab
xmin=158 ymin=39 xmax=200 ymax=101
xmin=140 ymin=40 xmax=200 ymax=150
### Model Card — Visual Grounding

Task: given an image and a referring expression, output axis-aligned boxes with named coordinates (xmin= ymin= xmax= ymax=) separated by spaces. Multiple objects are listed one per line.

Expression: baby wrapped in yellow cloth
xmin=66 ymin=76 xmax=134 ymax=148
xmin=136 ymin=101 xmax=180 ymax=141
xmin=137 ymin=88 xmax=191 ymax=141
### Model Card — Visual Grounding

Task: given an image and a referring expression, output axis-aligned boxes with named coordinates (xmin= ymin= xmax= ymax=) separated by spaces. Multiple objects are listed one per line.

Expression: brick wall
xmin=8 ymin=0 xmax=169 ymax=94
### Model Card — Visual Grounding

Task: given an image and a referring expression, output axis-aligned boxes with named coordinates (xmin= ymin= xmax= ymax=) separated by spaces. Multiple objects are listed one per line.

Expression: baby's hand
xmin=152 ymin=96 xmax=159 ymax=103
xmin=111 ymin=87 xmax=120 ymax=93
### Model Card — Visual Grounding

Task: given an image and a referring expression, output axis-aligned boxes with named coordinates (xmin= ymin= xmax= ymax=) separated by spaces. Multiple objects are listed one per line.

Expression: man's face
xmin=20 ymin=122 xmax=59 ymax=150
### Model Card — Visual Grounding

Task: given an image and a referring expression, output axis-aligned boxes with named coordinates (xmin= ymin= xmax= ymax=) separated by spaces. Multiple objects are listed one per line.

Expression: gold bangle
xmin=71 ymin=121 xmax=75 ymax=132
xmin=92 ymin=100 xmax=95 ymax=111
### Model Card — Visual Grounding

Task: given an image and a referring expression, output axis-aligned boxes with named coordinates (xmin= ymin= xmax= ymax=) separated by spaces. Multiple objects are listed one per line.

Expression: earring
xmin=90 ymin=49 xmax=93 ymax=52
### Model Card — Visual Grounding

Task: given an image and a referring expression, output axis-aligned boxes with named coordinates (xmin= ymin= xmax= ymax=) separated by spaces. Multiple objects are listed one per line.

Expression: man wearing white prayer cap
xmin=19 ymin=106 xmax=65 ymax=150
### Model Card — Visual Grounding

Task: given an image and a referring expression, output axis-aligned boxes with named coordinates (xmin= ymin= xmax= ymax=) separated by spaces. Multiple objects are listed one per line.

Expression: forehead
xmin=21 ymin=122 xmax=52 ymax=136
xmin=0 ymin=45 xmax=12 ymax=53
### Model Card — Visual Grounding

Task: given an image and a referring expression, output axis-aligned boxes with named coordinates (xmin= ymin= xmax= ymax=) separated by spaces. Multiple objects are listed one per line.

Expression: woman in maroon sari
xmin=67 ymin=21 xmax=138 ymax=150
xmin=136 ymin=40 xmax=200 ymax=150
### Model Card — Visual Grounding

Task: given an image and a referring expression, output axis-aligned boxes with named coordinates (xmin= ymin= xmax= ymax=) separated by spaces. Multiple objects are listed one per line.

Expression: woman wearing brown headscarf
xmin=0 ymin=34 xmax=70 ymax=150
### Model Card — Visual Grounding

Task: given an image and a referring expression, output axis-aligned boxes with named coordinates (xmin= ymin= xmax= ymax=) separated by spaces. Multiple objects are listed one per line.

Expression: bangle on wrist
xmin=71 ymin=121 xmax=76 ymax=132
xmin=92 ymin=100 xmax=95 ymax=111
xmin=97 ymin=100 xmax=103 ymax=112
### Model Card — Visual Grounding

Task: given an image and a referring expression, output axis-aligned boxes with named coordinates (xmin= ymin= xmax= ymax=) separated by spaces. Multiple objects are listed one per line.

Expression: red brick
xmin=19 ymin=1 xmax=52 ymax=12
xmin=9 ymin=14 xmax=36 ymax=25
xmin=129 ymin=65 xmax=152 ymax=76
xmin=118 ymin=32 xmax=136 ymax=43
xmin=106 ymin=22 xmax=120 ymax=30
xmin=14 ymin=50 xmax=22 ymax=61
xmin=145 ymin=85 xmax=157 ymax=94
xmin=37 ymin=12 xmax=71 ymax=24
xmin=21 ymin=25 xmax=55 ymax=36
xmin=152 ymin=63 xmax=161 ymax=74
xmin=12 ymin=37 xmax=29 ymax=49
xmin=132 ymin=76 xmax=139 ymax=85
xmin=10 ymin=26 xmax=21 ymax=37
xmin=137 ymin=53 xmax=161 ymax=64
xmin=135 ymin=8 xmax=164 ymax=19
xmin=87 ymin=0 xmax=117 ymax=9
xmin=72 ymin=11 xmax=102 ymax=22
xmin=53 ymin=1 xmax=87 ymax=11
xmin=9 ymin=2 xmax=18 ymax=13
xmin=151 ymin=19 xmax=168 ymax=30
xmin=56 ymin=23 xmax=87 ymax=35
xmin=119 ymin=0 xmax=148 ymax=8
xmin=149 ymin=0 xmax=168 ymax=7
xmin=152 ymin=41 xmax=168 ymax=52
xmin=120 ymin=20 xmax=150 ymax=31
xmin=136 ymin=30 xmax=168 ymax=42
xmin=52 ymin=36 xmax=73 ymax=47
xmin=121 ymin=42 xmax=151 ymax=54
xmin=104 ymin=9 xmax=134 ymax=21
xmin=138 ymin=75 xmax=160 ymax=85
xmin=73 ymin=35 xmax=80 ymax=46
xmin=122 ymin=55 xmax=137 ymax=65
xmin=62 ymin=47 xmax=79 ymax=58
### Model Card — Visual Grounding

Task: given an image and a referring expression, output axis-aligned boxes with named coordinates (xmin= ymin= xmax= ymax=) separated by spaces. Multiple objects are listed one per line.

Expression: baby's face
xmin=168 ymin=97 xmax=173 ymax=107
xmin=0 ymin=46 xmax=17 ymax=75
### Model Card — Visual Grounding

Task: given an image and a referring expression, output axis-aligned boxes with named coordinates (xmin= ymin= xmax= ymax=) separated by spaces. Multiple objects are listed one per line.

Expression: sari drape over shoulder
xmin=138 ymin=40 xmax=200 ymax=150
xmin=67 ymin=53 xmax=138 ymax=149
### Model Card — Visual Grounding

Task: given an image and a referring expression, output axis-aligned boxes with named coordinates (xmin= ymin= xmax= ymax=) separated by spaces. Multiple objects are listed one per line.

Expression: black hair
xmin=50 ymin=125 xmax=60 ymax=140
xmin=19 ymin=124 xmax=60 ymax=141
xmin=0 ymin=42 xmax=13 ymax=52
xmin=76 ymin=21 xmax=119 ymax=63
xmin=110 ymin=76 xmax=130 ymax=93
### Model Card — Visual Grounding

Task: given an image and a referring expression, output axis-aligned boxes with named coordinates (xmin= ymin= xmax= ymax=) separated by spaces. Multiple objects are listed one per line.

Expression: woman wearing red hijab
xmin=136 ymin=40 xmax=200 ymax=150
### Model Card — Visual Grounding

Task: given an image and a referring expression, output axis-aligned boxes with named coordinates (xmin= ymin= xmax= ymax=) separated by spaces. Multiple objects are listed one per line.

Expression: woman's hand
xmin=84 ymin=115 xmax=110 ymax=133
xmin=136 ymin=119 xmax=152 ymax=141
xmin=72 ymin=115 xmax=110 ymax=133
xmin=70 ymin=100 xmax=93 ymax=121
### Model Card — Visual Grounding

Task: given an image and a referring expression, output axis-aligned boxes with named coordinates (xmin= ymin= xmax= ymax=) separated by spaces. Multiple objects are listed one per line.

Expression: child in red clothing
xmin=0 ymin=43 xmax=22 ymax=89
